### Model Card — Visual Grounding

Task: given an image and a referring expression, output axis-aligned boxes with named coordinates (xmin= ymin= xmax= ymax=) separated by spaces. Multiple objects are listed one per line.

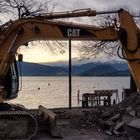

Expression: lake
xmin=9 ymin=76 xmax=130 ymax=109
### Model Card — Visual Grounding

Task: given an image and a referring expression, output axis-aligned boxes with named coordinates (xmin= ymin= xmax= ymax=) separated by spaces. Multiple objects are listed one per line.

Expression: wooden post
xmin=85 ymin=95 xmax=89 ymax=108
xmin=77 ymin=90 xmax=80 ymax=103
xmin=108 ymin=95 xmax=111 ymax=106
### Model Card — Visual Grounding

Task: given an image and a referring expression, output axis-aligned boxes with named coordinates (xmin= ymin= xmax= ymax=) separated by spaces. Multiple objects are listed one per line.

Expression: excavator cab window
xmin=4 ymin=60 xmax=19 ymax=99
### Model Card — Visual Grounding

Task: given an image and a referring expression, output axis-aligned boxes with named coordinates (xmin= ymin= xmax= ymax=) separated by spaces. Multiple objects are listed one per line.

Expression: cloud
xmin=52 ymin=0 xmax=140 ymax=12
xmin=51 ymin=0 xmax=140 ymax=24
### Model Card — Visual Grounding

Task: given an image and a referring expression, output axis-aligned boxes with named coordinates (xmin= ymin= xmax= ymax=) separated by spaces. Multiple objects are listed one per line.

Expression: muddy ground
xmin=31 ymin=92 xmax=140 ymax=140
xmin=33 ymin=108 xmax=128 ymax=140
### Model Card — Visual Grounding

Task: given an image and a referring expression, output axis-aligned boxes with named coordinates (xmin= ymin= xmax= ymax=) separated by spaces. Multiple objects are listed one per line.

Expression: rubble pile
xmin=51 ymin=93 xmax=140 ymax=139
xmin=53 ymin=108 xmax=99 ymax=129
xmin=80 ymin=110 xmax=98 ymax=127
xmin=97 ymin=92 xmax=140 ymax=139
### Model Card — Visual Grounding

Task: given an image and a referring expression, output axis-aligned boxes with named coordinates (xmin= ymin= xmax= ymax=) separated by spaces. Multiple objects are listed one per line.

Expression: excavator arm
xmin=118 ymin=9 xmax=140 ymax=92
xmin=0 ymin=8 xmax=139 ymax=101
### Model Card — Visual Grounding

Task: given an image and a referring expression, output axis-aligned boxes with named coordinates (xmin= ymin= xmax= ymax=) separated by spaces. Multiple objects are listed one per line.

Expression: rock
xmin=104 ymin=130 xmax=112 ymax=136
xmin=118 ymin=93 xmax=138 ymax=108
xmin=135 ymin=96 xmax=140 ymax=105
xmin=114 ymin=122 xmax=124 ymax=131
xmin=96 ymin=118 xmax=105 ymax=130
xmin=81 ymin=129 xmax=86 ymax=134
xmin=122 ymin=115 xmax=134 ymax=125
xmin=128 ymin=119 xmax=140 ymax=129
xmin=110 ymin=113 xmax=120 ymax=121
xmin=128 ymin=110 xmax=136 ymax=117
xmin=113 ymin=130 xmax=120 ymax=135
xmin=101 ymin=108 xmax=113 ymax=118
xmin=105 ymin=120 xmax=115 ymax=127
xmin=135 ymin=106 xmax=140 ymax=117
xmin=126 ymin=106 xmax=133 ymax=112
xmin=96 ymin=93 xmax=140 ymax=137
xmin=125 ymin=125 xmax=140 ymax=138
xmin=81 ymin=124 xmax=87 ymax=127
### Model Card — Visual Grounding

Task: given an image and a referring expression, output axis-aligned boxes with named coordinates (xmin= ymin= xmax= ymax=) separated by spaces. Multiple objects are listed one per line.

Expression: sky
xmin=21 ymin=0 xmax=140 ymax=63
xmin=19 ymin=41 xmax=79 ymax=63
xmin=52 ymin=0 xmax=140 ymax=11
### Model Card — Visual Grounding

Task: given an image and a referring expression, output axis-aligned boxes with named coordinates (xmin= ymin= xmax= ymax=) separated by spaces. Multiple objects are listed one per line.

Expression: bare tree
xmin=1 ymin=0 xmax=51 ymax=19
xmin=0 ymin=0 xmax=66 ymax=56
xmin=77 ymin=13 xmax=119 ymax=60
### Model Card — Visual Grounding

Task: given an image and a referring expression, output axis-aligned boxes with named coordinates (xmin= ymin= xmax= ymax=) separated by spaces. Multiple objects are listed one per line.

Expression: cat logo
xmin=67 ymin=29 xmax=80 ymax=37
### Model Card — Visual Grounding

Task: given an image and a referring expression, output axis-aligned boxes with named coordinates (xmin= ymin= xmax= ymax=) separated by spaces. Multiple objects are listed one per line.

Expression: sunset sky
xmin=20 ymin=0 xmax=140 ymax=63
xmin=19 ymin=42 xmax=79 ymax=63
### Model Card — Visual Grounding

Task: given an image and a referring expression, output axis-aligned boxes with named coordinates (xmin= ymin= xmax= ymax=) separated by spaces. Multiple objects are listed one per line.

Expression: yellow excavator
xmin=0 ymin=8 xmax=139 ymax=139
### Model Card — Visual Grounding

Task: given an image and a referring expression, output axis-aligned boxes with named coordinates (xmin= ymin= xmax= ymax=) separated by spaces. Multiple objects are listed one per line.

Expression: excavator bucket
xmin=37 ymin=105 xmax=62 ymax=138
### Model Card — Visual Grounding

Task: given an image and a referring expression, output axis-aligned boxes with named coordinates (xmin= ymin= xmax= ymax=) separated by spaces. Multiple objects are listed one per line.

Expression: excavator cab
xmin=4 ymin=60 xmax=19 ymax=99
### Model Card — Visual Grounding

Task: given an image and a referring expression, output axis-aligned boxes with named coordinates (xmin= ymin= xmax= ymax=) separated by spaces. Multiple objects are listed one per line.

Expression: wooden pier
xmin=81 ymin=89 xmax=118 ymax=108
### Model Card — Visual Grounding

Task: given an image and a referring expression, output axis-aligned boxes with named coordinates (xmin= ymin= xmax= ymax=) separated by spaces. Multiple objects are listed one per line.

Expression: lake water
xmin=9 ymin=76 xmax=130 ymax=109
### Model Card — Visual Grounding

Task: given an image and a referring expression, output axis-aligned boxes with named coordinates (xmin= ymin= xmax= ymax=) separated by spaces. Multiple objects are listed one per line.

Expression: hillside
xmin=80 ymin=64 xmax=117 ymax=76
xmin=43 ymin=61 xmax=129 ymax=75
xmin=108 ymin=69 xmax=130 ymax=76
xmin=18 ymin=62 xmax=68 ymax=76
xmin=17 ymin=61 xmax=130 ymax=76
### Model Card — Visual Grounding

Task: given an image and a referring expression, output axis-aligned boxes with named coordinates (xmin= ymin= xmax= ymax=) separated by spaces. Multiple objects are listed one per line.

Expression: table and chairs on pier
xmin=79 ymin=89 xmax=119 ymax=108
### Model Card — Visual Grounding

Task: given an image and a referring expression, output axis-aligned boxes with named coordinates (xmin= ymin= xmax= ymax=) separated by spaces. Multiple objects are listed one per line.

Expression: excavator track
xmin=0 ymin=110 xmax=38 ymax=140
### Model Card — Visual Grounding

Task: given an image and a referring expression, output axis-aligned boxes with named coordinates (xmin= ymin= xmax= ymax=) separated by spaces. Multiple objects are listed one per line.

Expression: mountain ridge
xmin=17 ymin=61 xmax=130 ymax=76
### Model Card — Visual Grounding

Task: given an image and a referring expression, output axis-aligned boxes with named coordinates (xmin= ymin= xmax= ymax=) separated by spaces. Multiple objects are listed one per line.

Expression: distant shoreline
xmin=21 ymin=75 xmax=130 ymax=77
xmin=18 ymin=61 xmax=130 ymax=77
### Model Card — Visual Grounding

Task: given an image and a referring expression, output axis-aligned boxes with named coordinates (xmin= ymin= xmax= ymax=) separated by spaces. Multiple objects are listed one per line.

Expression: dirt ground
xmin=33 ymin=108 xmax=128 ymax=140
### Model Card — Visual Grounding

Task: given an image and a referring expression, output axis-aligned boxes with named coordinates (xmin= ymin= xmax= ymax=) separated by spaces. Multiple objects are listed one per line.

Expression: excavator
xmin=0 ymin=8 xmax=139 ymax=139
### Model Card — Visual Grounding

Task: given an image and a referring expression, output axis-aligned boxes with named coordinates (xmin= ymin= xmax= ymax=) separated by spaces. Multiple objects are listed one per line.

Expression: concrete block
xmin=114 ymin=122 xmax=124 ymax=131
xmin=128 ymin=110 xmax=136 ymax=117
xmin=110 ymin=113 xmax=120 ymax=121
xmin=128 ymin=119 xmax=140 ymax=129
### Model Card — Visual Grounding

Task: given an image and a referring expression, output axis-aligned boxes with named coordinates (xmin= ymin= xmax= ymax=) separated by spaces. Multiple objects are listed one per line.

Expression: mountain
xmin=80 ymin=64 xmax=117 ymax=76
xmin=18 ymin=62 xmax=68 ymax=76
xmin=78 ymin=62 xmax=129 ymax=76
xmin=17 ymin=61 xmax=130 ymax=76
xmin=109 ymin=62 xmax=128 ymax=71
xmin=108 ymin=70 xmax=130 ymax=76
xmin=72 ymin=62 xmax=101 ymax=75
xmin=73 ymin=62 xmax=128 ymax=75
xmin=42 ymin=61 xmax=129 ymax=75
